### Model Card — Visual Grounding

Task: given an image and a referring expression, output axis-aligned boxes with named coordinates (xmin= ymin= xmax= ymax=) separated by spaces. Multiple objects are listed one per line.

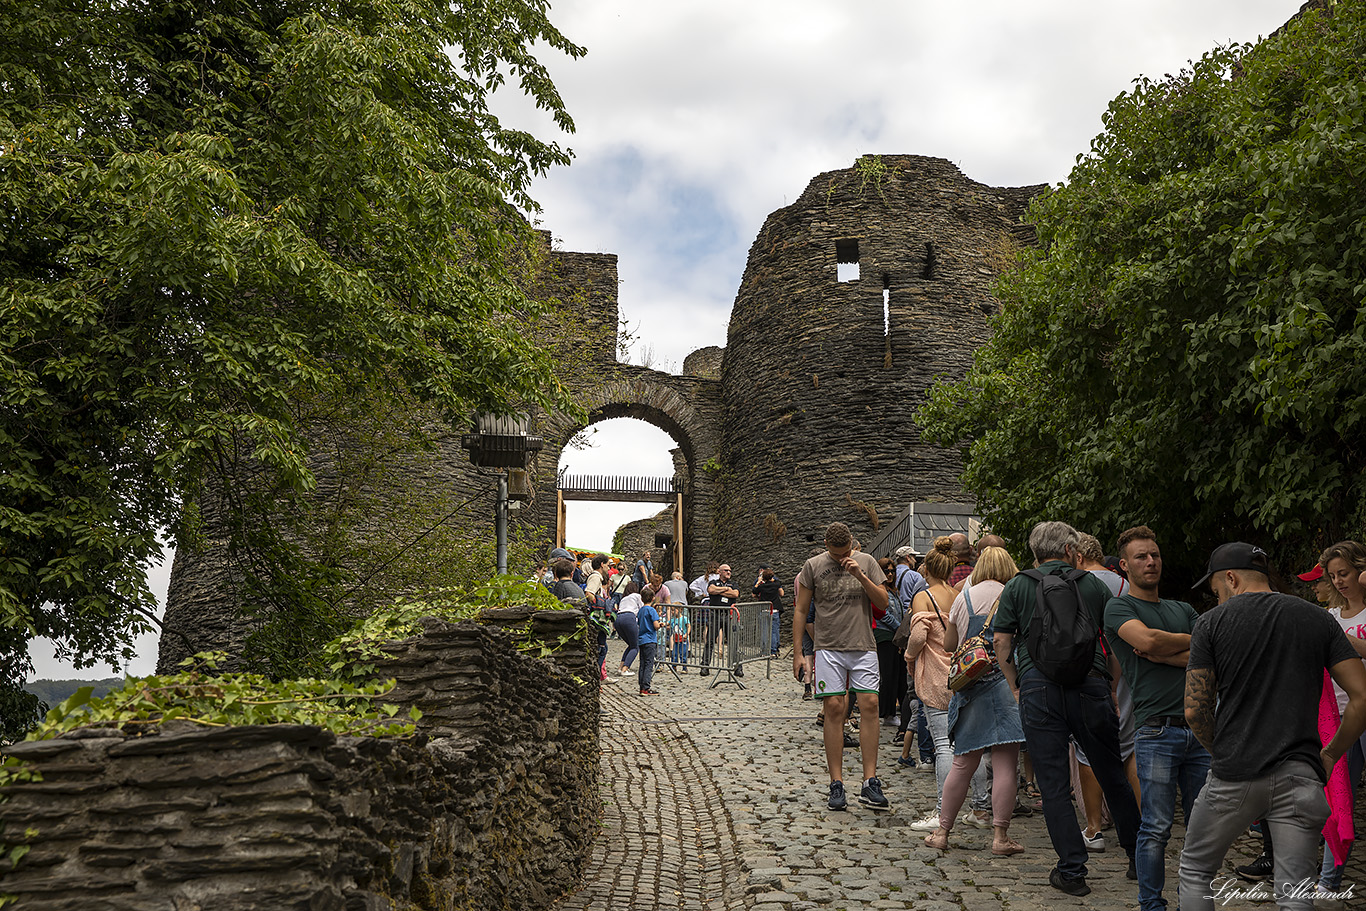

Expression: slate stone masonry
xmin=0 ymin=610 xmax=598 ymax=911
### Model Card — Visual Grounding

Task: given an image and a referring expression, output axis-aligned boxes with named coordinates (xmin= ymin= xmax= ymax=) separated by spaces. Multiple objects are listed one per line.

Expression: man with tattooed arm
xmin=1177 ymin=543 xmax=1366 ymax=911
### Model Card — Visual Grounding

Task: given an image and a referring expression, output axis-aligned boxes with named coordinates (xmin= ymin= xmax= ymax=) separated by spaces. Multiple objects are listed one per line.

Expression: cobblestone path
xmin=554 ymin=645 xmax=1363 ymax=910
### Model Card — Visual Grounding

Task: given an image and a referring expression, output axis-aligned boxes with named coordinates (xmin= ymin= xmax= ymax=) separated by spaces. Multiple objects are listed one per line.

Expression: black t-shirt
xmin=1188 ymin=590 xmax=1358 ymax=783
xmin=753 ymin=579 xmax=783 ymax=613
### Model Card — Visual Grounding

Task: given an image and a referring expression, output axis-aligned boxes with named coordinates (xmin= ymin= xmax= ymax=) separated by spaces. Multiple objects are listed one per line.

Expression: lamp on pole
xmin=460 ymin=414 xmax=542 ymax=574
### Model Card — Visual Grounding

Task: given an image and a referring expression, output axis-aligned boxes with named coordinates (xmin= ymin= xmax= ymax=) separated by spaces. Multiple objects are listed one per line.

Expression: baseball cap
xmin=548 ymin=547 xmax=573 ymax=562
xmin=1192 ymin=542 xmax=1272 ymax=590
xmin=1297 ymin=564 xmax=1324 ymax=582
xmin=894 ymin=545 xmax=921 ymax=559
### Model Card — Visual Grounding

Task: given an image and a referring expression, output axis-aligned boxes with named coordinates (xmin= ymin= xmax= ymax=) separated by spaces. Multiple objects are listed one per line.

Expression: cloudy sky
xmin=30 ymin=0 xmax=1302 ymax=681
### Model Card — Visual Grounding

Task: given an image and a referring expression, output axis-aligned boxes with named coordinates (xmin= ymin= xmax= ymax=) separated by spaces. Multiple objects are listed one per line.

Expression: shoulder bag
xmin=947 ymin=592 xmax=1002 ymax=693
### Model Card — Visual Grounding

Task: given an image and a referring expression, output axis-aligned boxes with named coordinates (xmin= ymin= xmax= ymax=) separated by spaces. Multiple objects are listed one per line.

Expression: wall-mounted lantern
xmin=460 ymin=413 xmax=542 ymax=574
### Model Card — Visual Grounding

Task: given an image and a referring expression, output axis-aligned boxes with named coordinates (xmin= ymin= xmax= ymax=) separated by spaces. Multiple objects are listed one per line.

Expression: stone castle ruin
xmin=160 ymin=154 xmax=1043 ymax=665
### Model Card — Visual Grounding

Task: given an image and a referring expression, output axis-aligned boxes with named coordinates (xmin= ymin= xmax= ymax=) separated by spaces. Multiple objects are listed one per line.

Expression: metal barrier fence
xmin=659 ymin=601 xmax=778 ymax=688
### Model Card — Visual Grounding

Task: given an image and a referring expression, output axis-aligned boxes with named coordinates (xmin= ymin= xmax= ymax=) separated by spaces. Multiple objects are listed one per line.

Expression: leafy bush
xmin=27 ymin=653 xmax=419 ymax=741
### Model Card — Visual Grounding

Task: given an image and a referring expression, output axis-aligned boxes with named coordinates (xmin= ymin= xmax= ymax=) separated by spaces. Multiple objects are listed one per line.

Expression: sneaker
xmin=699 ymin=667 xmax=710 ymax=677
xmin=960 ymin=810 xmax=992 ymax=829
xmin=828 ymin=781 xmax=847 ymax=811
xmin=1082 ymin=830 xmax=1105 ymax=852
xmin=639 ymin=689 xmax=659 ymax=696
xmin=916 ymin=760 xmax=935 ymax=773
xmin=842 ymin=732 xmax=858 ymax=748
xmin=858 ymin=777 xmax=889 ymax=810
xmin=896 ymin=756 xmax=918 ymax=769
xmin=1049 ymin=868 xmax=1091 ymax=897
xmin=910 ymin=812 xmax=941 ymax=831
xmin=803 ymin=685 xmax=813 ymax=700
xmin=1235 ymin=854 xmax=1273 ymax=883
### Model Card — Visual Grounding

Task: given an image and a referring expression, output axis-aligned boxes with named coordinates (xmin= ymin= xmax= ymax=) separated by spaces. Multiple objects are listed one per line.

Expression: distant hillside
xmin=24 ymin=677 xmax=127 ymax=707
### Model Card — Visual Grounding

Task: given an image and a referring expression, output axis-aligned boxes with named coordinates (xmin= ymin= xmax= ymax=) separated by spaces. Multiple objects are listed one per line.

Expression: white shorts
xmin=813 ymin=649 xmax=879 ymax=698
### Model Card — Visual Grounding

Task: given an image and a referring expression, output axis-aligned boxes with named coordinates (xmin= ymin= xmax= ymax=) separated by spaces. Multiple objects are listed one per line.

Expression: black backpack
xmin=1019 ymin=566 xmax=1097 ymax=686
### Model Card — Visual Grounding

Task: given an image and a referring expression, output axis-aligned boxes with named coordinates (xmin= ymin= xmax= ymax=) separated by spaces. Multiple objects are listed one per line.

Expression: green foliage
xmin=919 ymin=5 xmax=1366 ymax=575
xmin=240 ymin=515 xmax=548 ymax=679
xmin=26 ymin=653 xmax=418 ymax=740
xmin=20 ymin=678 xmax=124 ymax=709
xmin=0 ymin=684 xmax=44 ymax=744
xmin=322 ymin=576 xmax=570 ymax=680
xmin=0 ymin=0 xmax=584 ymax=676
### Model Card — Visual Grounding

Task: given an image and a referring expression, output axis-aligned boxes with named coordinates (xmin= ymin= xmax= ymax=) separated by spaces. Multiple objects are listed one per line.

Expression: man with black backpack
xmin=992 ymin=521 xmax=1139 ymax=897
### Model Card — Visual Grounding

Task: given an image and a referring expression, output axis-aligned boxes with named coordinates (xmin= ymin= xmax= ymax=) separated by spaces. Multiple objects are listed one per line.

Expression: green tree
xmin=919 ymin=4 xmax=1366 ymax=577
xmin=0 ymin=0 xmax=583 ymax=683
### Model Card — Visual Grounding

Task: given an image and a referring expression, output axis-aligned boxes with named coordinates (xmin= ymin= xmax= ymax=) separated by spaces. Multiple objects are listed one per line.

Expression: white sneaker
xmin=1082 ymin=830 xmax=1105 ymax=852
xmin=960 ymin=810 xmax=992 ymax=829
xmin=910 ymin=813 xmax=942 ymax=831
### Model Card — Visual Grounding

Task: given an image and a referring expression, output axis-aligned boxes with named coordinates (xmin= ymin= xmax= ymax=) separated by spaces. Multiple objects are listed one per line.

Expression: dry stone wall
xmin=2 ymin=611 xmax=598 ymax=911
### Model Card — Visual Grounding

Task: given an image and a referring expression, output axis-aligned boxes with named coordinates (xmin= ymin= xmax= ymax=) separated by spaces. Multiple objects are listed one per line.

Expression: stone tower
xmin=713 ymin=154 xmax=1043 ymax=571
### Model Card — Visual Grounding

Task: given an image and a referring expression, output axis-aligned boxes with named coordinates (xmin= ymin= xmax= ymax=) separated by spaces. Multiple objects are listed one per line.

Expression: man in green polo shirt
xmin=993 ymin=520 xmax=1139 ymax=896
xmin=1104 ymin=526 xmax=1209 ymax=911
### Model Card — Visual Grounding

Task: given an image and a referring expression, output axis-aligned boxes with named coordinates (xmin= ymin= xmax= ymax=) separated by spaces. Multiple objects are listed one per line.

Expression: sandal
xmin=1021 ymin=782 xmax=1042 ymax=801
xmin=991 ymin=840 xmax=1025 ymax=856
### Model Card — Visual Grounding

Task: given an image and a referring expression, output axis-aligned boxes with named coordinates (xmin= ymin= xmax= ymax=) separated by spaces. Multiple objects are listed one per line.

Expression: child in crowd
xmin=637 ymin=587 xmax=662 ymax=695
xmin=669 ymin=601 xmax=690 ymax=670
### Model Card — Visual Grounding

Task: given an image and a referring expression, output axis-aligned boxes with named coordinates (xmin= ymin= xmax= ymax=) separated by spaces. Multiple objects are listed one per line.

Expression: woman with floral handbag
xmin=924 ymin=546 xmax=1027 ymax=856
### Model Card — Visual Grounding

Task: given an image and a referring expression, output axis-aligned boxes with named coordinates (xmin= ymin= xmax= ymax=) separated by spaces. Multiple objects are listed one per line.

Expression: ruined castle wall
xmin=4 ymin=612 xmax=598 ymax=911
xmin=714 ymin=155 xmax=1043 ymax=579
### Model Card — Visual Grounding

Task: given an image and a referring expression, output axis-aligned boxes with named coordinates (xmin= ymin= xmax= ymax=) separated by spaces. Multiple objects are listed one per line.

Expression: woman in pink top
xmin=1318 ymin=541 xmax=1366 ymax=891
xmin=903 ymin=536 xmax=960 ymax=832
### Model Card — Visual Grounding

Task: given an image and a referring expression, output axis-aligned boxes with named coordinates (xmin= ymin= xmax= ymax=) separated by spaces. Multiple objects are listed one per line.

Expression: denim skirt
xmin=946 ymin=672 xmax=1025 ymax=754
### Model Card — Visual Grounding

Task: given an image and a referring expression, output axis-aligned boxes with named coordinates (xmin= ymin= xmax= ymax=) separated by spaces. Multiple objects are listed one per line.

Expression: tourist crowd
xmin=539 ymin=521 xmax=1366 ymax=909
xmin=788 ymin=521 xmax=1366 ymax=911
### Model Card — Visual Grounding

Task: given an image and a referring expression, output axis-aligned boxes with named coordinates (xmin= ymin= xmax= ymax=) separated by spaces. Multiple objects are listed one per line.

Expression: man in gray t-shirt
xmin=1178 ymin=542 xmax=1366 ymax=911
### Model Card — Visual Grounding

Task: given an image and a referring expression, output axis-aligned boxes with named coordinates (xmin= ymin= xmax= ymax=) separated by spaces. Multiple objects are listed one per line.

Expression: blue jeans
xmin=917 ymin=705 xmax=934 ymax=763
xmin=614 ymin=613 xmax=639 ymax=668
xmin=770 ymin=610 xmax=781 ymax=655
xmin=1018 ymin=669 xmax=1140 ymax=879
xmin=638 ymin=642 xmax=656 ymax=691
xmin=1179 ymin=760 xmax=1328 ymax=911
xmin=1134 ymin=722 xmax=1211 ymax=911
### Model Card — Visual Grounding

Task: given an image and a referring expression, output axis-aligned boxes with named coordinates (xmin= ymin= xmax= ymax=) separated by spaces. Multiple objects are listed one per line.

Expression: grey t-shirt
xmin=663 ymin=578 xmax=689 ymax=606
xmin=1187 ymin=591 xmax=1358 ymax=783
xmin=797 ymin=551 xmax=882 ymax=652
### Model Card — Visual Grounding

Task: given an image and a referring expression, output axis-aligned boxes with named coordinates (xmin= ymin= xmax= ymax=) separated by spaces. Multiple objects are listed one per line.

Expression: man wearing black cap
xmin=1178 ymin=542 xmax=1366 ymax=911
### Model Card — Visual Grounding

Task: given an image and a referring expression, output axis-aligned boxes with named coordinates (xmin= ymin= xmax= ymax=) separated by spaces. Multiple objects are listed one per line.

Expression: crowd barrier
xmin=659 ymin=601 xmax=779 ymax=688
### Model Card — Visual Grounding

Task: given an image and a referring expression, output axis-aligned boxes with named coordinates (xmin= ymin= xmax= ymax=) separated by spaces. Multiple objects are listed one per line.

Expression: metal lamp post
xmin=460 ymin=414 xmax=542 ymax=574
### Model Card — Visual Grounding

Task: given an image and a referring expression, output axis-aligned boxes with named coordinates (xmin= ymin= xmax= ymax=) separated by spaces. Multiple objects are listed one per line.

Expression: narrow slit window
xmin=882 ymin=278 xmax=892 ymax=368
xmin=836 ymin=238 xmax=860 ymax=282
xmin=922 ymin=241 xmax=937 ymax=280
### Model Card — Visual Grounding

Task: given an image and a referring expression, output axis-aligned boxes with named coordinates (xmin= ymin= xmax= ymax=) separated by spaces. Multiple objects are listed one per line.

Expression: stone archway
xmin=531 ymin=364 xmax=721 ymax=580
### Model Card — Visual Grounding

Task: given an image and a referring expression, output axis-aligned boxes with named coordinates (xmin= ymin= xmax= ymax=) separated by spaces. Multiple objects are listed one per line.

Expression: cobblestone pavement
xmin=554 ymin=644 xmax=1364 ymax=910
